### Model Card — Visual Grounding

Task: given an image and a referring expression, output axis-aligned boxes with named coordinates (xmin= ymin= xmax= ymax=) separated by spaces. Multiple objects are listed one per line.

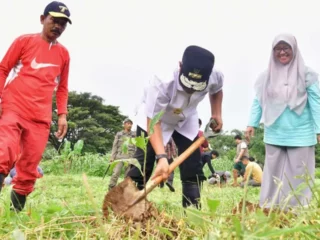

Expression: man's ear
xmin=179 ymin=61 xmax=182 ymax=70
xmin=40 ymin=15 xmax=46 ymax=24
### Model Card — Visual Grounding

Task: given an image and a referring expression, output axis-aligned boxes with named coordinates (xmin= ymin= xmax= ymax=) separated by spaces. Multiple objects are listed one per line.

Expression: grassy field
xmin=0 ymin=174 xmax=319 ymax=240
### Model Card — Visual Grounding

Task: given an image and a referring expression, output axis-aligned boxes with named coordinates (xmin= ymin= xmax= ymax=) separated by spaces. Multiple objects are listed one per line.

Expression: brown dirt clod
xmin=102 ymin=177 xmax=159 ymax=222
xmin=231 ymin=199 xmax=260 ymax=215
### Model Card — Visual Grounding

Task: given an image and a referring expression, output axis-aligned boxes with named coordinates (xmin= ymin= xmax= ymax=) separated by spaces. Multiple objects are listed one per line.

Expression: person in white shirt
xmin=232 ymin=135 xmax=249 ymax=186
xmin=126 ymin=45 xmax=224 ymax=209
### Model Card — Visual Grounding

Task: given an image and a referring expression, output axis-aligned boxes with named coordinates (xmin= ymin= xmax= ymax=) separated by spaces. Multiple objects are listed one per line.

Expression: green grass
xmin=0 ymin=174 xmax=320 ymax=239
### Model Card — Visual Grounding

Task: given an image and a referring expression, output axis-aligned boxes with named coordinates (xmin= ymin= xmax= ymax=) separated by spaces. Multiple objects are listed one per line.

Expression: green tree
xmin=209 ymin=125 xmax=266 ymax=165
xmin=246 ymin=124 xmax=265 ymax=165
xmin=50 ymin=91 xmax=127 ymax=154
xmin=208 ymin=131 xmax=237 ymax=160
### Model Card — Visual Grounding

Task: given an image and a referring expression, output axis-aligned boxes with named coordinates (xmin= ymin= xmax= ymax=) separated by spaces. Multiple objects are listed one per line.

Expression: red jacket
xmin=0 ymin=33 xmax=70 ymax=123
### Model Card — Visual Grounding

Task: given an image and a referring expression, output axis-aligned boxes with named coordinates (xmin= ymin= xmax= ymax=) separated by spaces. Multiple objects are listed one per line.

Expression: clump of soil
xmin=102 ymin=177 xmax=158 ymax=222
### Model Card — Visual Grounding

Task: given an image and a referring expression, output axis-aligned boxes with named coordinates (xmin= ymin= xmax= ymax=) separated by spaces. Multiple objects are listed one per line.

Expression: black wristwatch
xmin=155 ymin=154 xmax=168 ymax=163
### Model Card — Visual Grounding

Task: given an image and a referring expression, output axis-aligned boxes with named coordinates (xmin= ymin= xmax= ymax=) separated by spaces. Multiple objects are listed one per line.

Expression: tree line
xmin=48 ymin=91 xmax=320 ymax=167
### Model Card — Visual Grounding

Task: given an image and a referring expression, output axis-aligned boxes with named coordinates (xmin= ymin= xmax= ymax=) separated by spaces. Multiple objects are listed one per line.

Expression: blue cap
xmin=44 ymin=1 xmax=72 ymax=24
xmin=180 ymin=45 xmax=214 ymax=91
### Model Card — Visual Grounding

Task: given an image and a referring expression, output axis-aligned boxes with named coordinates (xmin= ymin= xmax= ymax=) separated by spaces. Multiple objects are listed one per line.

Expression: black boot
xmin=182 ymin=182 xmax=201 ymax=209
xmin=11 ymin=190 xmax=26 ymax=212
xmin=0 ymin=174 xmax=5 ymax=193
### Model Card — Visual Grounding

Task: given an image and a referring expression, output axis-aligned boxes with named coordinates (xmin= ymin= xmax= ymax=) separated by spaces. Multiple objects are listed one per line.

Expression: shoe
xmin=182 ymin=182 xmax=201 ymax=209
xmin=11 ymin=190 xmax=26 ymax=212
xmin=165 ymin=182 xmax=175 ymax=192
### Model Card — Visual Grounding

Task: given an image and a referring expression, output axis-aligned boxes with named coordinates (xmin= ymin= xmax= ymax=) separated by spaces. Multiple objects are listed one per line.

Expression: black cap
xmin=44 ymin=1 xmax=72 ymax=24
xmin=179 ymin=45 xmax=214 ymax=91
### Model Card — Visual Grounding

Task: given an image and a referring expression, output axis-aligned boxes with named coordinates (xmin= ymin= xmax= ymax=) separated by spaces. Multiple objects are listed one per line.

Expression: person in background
xmin=201 ymin=150 xmax=219 ymax=178
xmin=232 ymin=135 xmax=249 ymax=186
xmin=240 ymin=156 xmax=263 ymax=187
xmin=159 ymin=138 xmax=178 ymax=192
xmin=208 ymin=171 xmax=231 ymax=185
xmin=249 ymin=156 xmax=264 ymax=170
xmin=108 ymin=118 xmax=136 ymax=191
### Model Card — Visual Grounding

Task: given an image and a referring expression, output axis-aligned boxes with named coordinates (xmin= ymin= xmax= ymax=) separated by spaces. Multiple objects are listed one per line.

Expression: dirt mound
xmin=102 ymin=177 xmax=158 ymax=222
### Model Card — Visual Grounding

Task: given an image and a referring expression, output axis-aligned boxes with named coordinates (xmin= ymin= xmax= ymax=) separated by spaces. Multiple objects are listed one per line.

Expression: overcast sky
xmin=1 ymin=0 xmax=320 ymax=132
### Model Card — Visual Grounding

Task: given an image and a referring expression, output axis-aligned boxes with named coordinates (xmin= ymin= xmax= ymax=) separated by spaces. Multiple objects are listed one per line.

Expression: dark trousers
xmin=126 ymin=126 xmax=205 ymax=208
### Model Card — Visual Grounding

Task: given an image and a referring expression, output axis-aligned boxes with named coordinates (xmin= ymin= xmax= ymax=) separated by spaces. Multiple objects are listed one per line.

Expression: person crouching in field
xmin=246 ymin=33 xmax=320 ymax=209
xmin=201 ymin=150 xmax=219 ymax=178
xmin=240 ymin=156 xmax=262 ymax=188
xmin=208 ymin=171 xmax=231 ymax=186
xmin=202 ymin=150 xmax=231 ymax=186
xmin=127 ymin=45 xmax=224 ymax=209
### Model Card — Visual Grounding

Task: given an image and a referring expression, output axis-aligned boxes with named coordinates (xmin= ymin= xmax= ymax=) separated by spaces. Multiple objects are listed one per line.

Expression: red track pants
xmin=0 ymin=110 xmax=50 ymax=195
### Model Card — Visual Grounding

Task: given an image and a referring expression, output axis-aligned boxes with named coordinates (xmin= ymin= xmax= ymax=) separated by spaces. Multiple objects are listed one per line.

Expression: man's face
xmin=235 ymin=139 xmax=240 ymax=145
xmin=211 ymin=154 xmax=217 ymax=159
xmin=242 ymin=159 xmax=248 ymax=165
xmin=41 ymin=15 xmax=67 ymax=41
xmin=124 ymin=122 xmax=132 ymax=131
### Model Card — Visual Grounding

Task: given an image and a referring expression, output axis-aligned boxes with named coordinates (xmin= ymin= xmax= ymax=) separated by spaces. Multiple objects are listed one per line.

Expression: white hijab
xmin=254 ymin=33 xmax=316 ymax=127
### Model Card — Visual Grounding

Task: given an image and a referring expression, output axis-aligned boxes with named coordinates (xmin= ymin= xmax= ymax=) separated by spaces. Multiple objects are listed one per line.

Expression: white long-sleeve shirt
xmin=135 ymin=68 xmax=224 ymax=145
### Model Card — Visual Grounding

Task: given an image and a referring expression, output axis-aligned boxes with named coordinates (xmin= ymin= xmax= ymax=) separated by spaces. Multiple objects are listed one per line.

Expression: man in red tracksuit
xmin=0 ymin=1 xmax=72 ymax=212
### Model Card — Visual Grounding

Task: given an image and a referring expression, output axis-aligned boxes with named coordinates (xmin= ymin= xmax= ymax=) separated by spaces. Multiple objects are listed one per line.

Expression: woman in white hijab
xmin=246 ymin=33 xmax=320 ymax=209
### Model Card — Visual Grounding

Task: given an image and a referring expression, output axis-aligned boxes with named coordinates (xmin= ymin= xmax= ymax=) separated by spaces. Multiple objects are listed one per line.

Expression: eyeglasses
xmin=273 ymin=46 xmax=292 ymax=53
